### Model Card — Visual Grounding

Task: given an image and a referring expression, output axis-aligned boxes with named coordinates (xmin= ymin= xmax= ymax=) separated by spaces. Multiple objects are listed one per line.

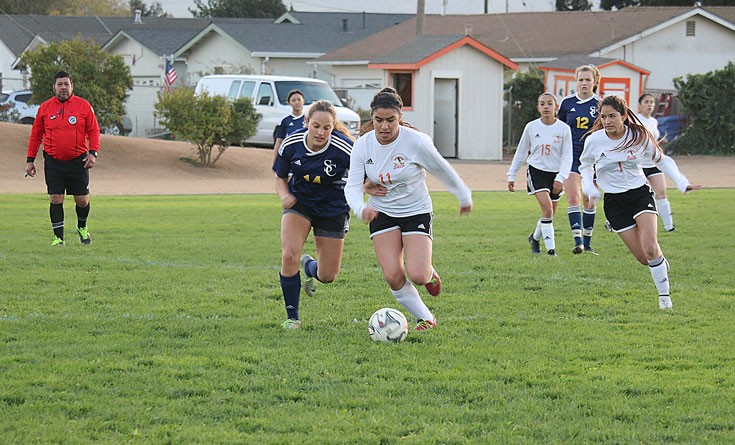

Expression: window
xmin=15 ymin=93 xmax=32 ymax=103
xmin=256 ymin=83 xmax=274 ymax=106
xmin=390 ymin=72 xmax=413 ymax=108
xmin=227 ymin=81 xmax=241 ymax=99
xmin=239 ymin=81 xmax=256 ymax=99
xmin=686 ymin=20 xmax=695 ymax=37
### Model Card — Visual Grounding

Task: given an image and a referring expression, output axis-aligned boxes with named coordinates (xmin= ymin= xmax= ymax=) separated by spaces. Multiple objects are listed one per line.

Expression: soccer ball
xmin=368 ymin=308 xmax=408 ymax=343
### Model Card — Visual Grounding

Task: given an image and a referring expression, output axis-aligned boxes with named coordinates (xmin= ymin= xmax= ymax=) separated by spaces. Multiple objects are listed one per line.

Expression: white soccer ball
xmin=368 ymin=307 xmax=408 ymax=343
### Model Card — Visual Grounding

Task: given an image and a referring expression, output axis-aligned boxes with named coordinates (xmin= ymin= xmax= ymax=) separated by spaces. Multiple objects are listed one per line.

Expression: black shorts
xmin=603 ymin=184 xmax=657 ymax=233
xmin=643 ymin=166 xmax=663 ymax=177
xmin=369 ymin=212 xmax=433 ymax=240
xmin=43 ymin=152 xmax=89 ymax=196
xmin=527 ymin=165 xmax=562 ymax=201
xmin=284 ymin=201 xmax=349 ymax=239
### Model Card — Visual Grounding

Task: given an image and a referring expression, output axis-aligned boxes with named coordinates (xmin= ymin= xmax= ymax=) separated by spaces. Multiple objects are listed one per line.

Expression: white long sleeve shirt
xmin=344 ymin=126 xmax=472 ymax=219
xmin=507 ymin=118 xmax=573 ymax=183
xmin=579 ymin=127 xmax=689 ymax=198
xmin=636 ymin=113 xmax=660 ymax=169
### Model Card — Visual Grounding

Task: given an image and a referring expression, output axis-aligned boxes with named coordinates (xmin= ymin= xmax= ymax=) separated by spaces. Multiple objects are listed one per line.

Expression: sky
xmin=155 ymin=0 xmax=575 ymax=18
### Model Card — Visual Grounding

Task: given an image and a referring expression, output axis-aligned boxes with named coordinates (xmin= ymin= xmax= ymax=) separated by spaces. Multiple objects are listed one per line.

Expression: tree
xmin=670 ymin=62 xmax=735 ymax=155
xmin=154 ymin=88 xmax=260 ymax=167
xmin=0 ymin=0 xmax=54 ymax=14
xmin=48 ymin=0 xmax=128 ymax=16
xmin=19 ymin=39 xmax=133 ymax=131
xmin=556 ymin=0 xmax=593 ymax=11
xmin=504 ymin=69 xmax=545 ymax=148
xmin=190 ymin=0 xmax=286 ymax=18
xmin=129 ymin=0 xmax=171 ymax=17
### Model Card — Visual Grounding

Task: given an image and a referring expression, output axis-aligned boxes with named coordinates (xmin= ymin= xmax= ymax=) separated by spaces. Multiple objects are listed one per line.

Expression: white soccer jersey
xmin=636 ymin=113 xmax=660 ymax=169
xmin=507 ymin=118 xmax=573 ymax=183
xmin=579 ymin=127 xmax=689 ymax=196
xmin=344 ymin=126 xmax=472 ymax=219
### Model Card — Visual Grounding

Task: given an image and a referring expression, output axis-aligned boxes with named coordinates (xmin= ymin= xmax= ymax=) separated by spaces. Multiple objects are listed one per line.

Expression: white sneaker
xmin=659 ymin=295 xmax=673 ymax=310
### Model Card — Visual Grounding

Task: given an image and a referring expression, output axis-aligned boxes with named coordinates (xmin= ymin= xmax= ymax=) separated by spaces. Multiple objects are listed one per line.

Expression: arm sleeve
xmin=579 ymin=137 xmax=600 ymax=201
xmin=557 ymin=100 xmax=568 ymax=126
xmin=86 ymin=103 xmax=101 ymax=151
xmin=416 ymin=134 xmax=472 ymax=207
xmin=275 ymin=117 xmax=287 ymax=139
xmin=344 ymin=140 xmax=368 ymax=219
xmin=507 ymin=123 xmax=531 ymax=182
xmin=649 ymin=141 xmax=689 ymax=192
xmin=26 ymin=104 xmax=45 ymax=161
xmin=272 ymin=144 xmax=291 ymax=178
xmin=555 ymin=125 xmax=573 ymax=183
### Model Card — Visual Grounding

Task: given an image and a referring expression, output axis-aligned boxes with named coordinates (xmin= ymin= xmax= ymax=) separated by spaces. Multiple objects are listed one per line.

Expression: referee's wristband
xmin=89 ymin=150 xmax=98 ymax=158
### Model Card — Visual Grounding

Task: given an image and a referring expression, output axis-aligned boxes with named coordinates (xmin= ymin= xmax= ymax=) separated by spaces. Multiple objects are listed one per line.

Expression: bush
xmin=504 ymin=69 xmax=545 ymax=149
xmin=154 ymin=88 xmax=260 ymax=167
xmin=670 ymin=62 xmax=735 ymax=155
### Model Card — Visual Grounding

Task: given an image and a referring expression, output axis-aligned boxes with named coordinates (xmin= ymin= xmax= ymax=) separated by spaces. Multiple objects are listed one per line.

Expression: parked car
xmin=195 ymin=74 xmax=361 ymax=146
xmin=0 ymin=90 xmax=37 ymax=125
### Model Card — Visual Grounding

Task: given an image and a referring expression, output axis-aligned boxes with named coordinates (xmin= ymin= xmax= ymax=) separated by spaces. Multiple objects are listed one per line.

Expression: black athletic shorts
xmin=643 ymin=166 xmax=663 ymax=177
xmin=369 ymin=211 xmax=433 ymax=240
xmin=603 ymin=184 xmax=657 ymax=233
xmin=284 ymin=200 xmax=349 ymax=239
xmin=527 ymin=165 xmax=562 ymax=201
xmin=43 ymin=152 xmax=89 ymax=196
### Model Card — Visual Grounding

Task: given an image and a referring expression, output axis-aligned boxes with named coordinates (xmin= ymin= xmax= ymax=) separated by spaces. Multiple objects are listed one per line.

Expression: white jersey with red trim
xmin=344 ymin=126 xmax=472 ymax=219
xmin=507 ymin=118 xmax=573 ymax=183
xmin=636 ymin=113 xmax=660 ymax=169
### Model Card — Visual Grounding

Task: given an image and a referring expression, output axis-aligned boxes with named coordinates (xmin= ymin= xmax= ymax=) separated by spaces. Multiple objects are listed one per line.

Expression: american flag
xmin=164 ymin=58 xmax=177 ymax=86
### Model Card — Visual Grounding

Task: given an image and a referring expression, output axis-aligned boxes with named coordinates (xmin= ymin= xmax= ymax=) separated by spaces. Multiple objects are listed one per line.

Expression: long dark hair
xmin=586 ymin=95 xmax=659 ymax=153
xmin=359 ymin=87 xmax=417 ymax=135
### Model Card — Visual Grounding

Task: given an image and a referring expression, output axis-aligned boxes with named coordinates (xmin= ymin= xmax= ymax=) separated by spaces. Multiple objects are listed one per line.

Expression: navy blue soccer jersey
xmin=275 ymin=114 xmax=305 ymax=139
xmin=558 ymin=94 xmax=601 ymax=152
xmin=273 ymin=128 xmax=353 ymax=217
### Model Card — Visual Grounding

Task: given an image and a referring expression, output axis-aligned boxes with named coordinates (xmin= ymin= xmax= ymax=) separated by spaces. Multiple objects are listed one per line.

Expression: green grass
xmin=1 ymin=191 xmax=734 ymax=444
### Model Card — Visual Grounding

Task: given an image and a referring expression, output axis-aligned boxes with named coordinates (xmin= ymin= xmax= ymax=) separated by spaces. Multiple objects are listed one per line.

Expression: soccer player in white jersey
xmin=507 ymin=92 xmax=573 ymax=256
xmin=558 ymin=65 xmax=602 ymax=254
xmin=637 ymin=93 xmax=676 ymax=232
xmin=273 ymin=101 xmax=354 ymax=329
xmin=344 ymin=87 xmax=472 ymax=331
xmin=579 ymin=95 xmax=701 ymax=310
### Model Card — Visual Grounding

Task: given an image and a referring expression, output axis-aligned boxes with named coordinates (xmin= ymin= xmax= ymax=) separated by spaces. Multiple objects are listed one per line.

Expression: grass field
xmin=1 ymin=190 xmax=734 ymax=444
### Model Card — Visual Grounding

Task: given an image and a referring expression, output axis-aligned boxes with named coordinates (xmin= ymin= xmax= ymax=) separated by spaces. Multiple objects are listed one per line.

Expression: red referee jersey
xmin=27 ymin=95 xmax=101 ymax=162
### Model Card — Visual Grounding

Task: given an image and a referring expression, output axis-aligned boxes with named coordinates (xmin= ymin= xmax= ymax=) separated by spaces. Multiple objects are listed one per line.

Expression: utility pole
xmin=416 ymin=0 xmax=425 ymax=36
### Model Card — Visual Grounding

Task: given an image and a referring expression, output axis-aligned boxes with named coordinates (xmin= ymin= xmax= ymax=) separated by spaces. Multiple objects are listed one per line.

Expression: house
xmin=366 ymin=34 xmax=517 ymax=160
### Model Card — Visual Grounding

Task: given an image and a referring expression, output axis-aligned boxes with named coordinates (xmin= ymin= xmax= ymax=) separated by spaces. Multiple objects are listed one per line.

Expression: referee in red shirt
xmin=25 ymin=71 xmax=101 ymax=246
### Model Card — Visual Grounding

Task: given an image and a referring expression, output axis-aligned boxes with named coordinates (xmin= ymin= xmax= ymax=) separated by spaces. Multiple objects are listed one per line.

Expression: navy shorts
xmin=527 ymin=165 xmax=562 ymax=201
xmin=284 ymin=201 xmax=349 ymax=239
xmin=43 ymin=152 xmax=89 ymax=196
xmin=603 ymin=185 xmax=657 ymax=233
xmin=570 ymin=147 xmax=583 ymax=174
xmin=369 ymin=212 xmax=433 ymax=240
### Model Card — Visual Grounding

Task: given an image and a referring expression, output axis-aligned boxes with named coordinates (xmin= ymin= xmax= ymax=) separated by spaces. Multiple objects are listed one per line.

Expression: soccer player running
xmin=507 ymin=92 xmax=573 ymax=256
xmin=344 ymin=87 xmax=472 ymax=331
xmin=558 ymin=65 xmax=602 ymax=255
xmin=273 ymin=100 xmax=354 ymax=329
xmin=25 ymin=70 xmax=100 ymax=246
xmin=272 ymin=89 xmax=305 ymax=160
xmin=636 ymin=93 xmax=676 ymax=232
xmin=579 ymin=95 xmax=701 ymax=310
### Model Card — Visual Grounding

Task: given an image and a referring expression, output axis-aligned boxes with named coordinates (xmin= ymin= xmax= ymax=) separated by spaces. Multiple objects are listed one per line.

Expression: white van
xmin=194 ymin=75 xmax=360 ymax=146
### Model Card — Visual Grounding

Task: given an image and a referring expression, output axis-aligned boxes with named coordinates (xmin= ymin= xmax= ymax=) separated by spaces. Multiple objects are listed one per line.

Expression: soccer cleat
xmin=51 ymin=236 xmax=65 ymax=246
xmin=665 ymin=226 xmax=676 ymax=232
xmin=659 ymin=296 xmax=673 ymax=310
xmin=572 ymin=244 xmax=584 ymax=254
xmin=547 ymin=249 xmax=557 ymax=257
xmin=425 ymin=268 xmax=442 ymax=297
xmin=415 ymin=319 xmax=437 ymax=331
xmin=282 ymin=318 xmax=301 ymax=329
xmin=300 ymin=254 xmax=317 ymax=297
xmin=604 ymin=220 xmax=614 ymax=232
xmin=584 ymin=246 xmax=599 ymax=256
xmin=77 ymin=227 xmax=92 ymax=245
xmin=528 ymin=233 xmax=541 ymax=254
